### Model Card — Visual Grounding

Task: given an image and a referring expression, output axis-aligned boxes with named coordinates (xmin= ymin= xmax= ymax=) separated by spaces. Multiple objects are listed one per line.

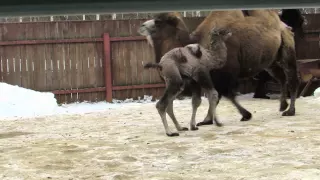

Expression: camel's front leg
xmin=190 ymin=86 xmax=202 ymax=130
xmin=205 ymin=88 xmax=222 ymax=127
xmin=194 ymin=69 xmax=223 ymax=127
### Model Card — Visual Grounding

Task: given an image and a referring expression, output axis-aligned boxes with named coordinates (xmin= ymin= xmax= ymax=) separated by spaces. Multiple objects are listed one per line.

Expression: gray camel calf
xmin=144 ymin=28 xmax=232 ymax=136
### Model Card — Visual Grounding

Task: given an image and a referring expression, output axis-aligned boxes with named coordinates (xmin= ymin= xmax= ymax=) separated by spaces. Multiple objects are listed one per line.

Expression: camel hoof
xmin=240 ymin=117 xmax=251 ymax=121
xmin=215 ymin=122 xmax=223 ymax=127
xmin=191 ymin=126 xmax=199 ymax=131
xmin=279 ymin=101 xmax=289 ymax=112
xmin=282 ymin=109 xmax=295 ymax=116
xmin=213 ymin=118 xmax=223 ymax=127
xmin=196 ymin=120 xmax=213 ymax=126
xmin=241 ymin=111 xmax=252 ymax=121
xmin=180 ymin=127 xmax=189 ymax=131
xmin=166 ymin=132 xmax=179 ymax=137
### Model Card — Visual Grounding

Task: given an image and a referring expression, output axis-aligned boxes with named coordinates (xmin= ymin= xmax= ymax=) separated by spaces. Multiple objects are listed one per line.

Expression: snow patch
xmin=0 ymin=82 xmax=155 ymax=120
xmin=0 ymin=82 xmax=58 ymax=119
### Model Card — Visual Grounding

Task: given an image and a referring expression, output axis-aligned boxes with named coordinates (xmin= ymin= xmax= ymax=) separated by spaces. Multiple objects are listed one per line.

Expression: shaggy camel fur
xmin=144 ymin=28 xmax=232 ymax=136
xmin=252 ymin=9 xmax=304 ymax=99
xmin=138 ymin=9 xmax=299 ymax=127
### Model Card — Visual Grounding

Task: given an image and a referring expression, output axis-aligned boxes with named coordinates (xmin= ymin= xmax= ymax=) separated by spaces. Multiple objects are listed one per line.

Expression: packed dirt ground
xmin=1 ymin=94 xmax=320 ymax=180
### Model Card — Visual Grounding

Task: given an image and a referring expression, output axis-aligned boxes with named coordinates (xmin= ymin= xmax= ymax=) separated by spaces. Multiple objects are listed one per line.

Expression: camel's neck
xmin=153 ymin=31 xmax=196 ymax=63
xmin=153 ymin=38 xmax=184 ymax=63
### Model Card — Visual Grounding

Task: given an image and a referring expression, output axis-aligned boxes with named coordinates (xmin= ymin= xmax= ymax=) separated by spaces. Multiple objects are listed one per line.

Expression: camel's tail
xmin=143 ymin=62 xmax=162 ymax=71
xmin=279 ymin=29 xmax=296 ymax=67
xmin=279 ymin=29 xmax=301 ymax=95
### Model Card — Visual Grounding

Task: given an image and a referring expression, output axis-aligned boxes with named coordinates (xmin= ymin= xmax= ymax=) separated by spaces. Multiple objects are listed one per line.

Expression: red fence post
xmin=103 ymin=33 xmax=113 ymax=102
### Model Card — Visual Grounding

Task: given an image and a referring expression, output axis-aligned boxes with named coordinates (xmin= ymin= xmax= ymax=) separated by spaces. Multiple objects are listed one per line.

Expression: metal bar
xmin=0 ymin=0 xmax=319 ymax=17
xmin=112 ymin=83 xmax=165 ymax=90
xmin=104 ymin=33 xmax=113 ymax=102
xmin=52 ymin=87 xmax=106 ymax=95
xmin=0 ymin=36 xmax=146 ymax=46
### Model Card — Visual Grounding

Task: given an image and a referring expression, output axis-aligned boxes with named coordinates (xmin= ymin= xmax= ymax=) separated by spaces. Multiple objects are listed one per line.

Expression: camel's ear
xmin=193 ymin=45 xmax=202 ymax=58
xmin=186 ymin=44 xmax=202 ymax=58
xmin=177 ymin=48 xmax=187 ymax=63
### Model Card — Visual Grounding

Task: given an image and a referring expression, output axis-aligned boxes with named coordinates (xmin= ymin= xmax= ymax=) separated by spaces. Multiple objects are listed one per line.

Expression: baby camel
xmin=144 ymin=28 xmax=232 ymax=136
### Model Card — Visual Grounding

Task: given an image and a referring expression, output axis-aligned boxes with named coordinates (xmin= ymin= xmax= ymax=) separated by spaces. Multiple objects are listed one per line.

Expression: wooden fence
xmin=0 ymin=14 xmax=320 ymax=104
xmin=0 ymin=17 xmax=204 ymax=104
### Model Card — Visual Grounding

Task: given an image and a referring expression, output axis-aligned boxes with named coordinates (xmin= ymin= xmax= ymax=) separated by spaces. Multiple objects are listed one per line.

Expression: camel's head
xmin=138 ymin=12 xmax=191 ymax=63
xmin=210 ymin=27 xmax=232 ymax=44
xmin=138 ymin=12 xmax=189 ymax=46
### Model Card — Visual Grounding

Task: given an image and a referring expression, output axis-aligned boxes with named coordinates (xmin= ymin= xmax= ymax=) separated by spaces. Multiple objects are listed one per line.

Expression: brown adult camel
xmin=138 ymin=9 xmax=299 ymax=127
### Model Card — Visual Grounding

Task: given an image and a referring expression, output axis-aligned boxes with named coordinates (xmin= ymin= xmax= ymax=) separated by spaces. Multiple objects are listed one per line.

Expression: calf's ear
xmin=194 ymin=45 xmax=202 ymax=58
xmin=178 ymin=48 xmax=188 ymax=63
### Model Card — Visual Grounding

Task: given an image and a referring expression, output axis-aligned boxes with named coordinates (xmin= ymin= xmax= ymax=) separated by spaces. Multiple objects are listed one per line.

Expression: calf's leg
xmin=167 ymin=101 xmax=189 ymax=131
xmin=156 ymin=81 xmax=185 ymax=137
xmin=190 ymin=85 xmax=202 ymax=130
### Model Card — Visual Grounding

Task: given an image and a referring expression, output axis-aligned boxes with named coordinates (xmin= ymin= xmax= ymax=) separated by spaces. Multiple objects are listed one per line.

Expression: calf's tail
xmin=143 ymin=62 xmax=162 ymax=71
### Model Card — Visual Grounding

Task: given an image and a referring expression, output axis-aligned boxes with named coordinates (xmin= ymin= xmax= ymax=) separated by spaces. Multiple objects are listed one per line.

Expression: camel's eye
xmin=166 ymin=17 xmax=178 ymax=27
xmin=154 ymin=19 xmax=162 ymax=27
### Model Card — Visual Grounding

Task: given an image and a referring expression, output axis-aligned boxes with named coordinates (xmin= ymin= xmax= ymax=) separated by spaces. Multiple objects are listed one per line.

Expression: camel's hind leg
xmin=266 ymin=66 xmax=289 ymax=111
xmin=167 ymin=101 xmax=189 ymax=131
xmin=282 ymin=62 xmax=300 ymax=116
xmin=227 ymin=92 xmax=252 ymax=121
xmin=280 ymin=30 xmax=300 ymax=116
xmin=156 ymin=81 xmax=185 ymax=136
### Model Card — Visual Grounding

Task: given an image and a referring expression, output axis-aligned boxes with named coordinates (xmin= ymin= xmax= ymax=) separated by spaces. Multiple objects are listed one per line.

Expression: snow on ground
xmin=2 ymin=82 xmax=319 ymax=121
